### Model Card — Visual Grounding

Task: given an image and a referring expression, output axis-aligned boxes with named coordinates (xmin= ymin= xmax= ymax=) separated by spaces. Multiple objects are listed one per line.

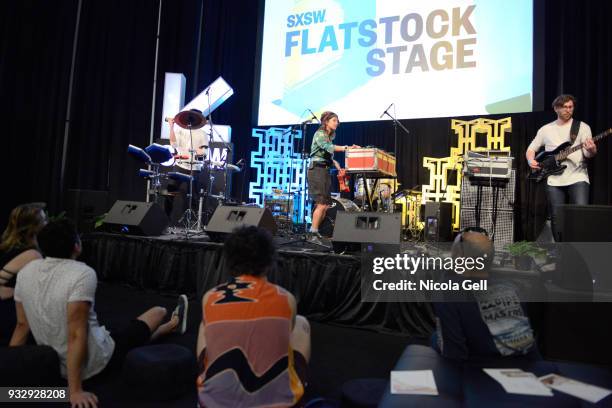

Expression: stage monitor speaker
xmin=331 ymin=212 xmax=402 ymax=253
xmin=102 ymin=201 xmax=168 ymax=236
xmin=554 ymin=205 xmax=612 ymax=293
xmin=423 ymin=202 xmax=453 ymax=241
xmin=206 ymin=205 xmax=277 ymax=242
xmin=65 ymin=189 xmax=109 ymax=233
xmin=556 ymin=205 xmax=612 ymax=242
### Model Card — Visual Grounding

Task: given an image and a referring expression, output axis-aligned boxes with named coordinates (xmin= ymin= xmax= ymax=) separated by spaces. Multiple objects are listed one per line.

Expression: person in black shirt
xmin=432 ymin=231 xmax=539 ymax=361
xmin=0 ymin=202 xmax=47 ymax=345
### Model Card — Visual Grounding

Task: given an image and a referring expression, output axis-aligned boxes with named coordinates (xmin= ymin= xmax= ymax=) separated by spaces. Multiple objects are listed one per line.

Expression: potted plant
xmin=506 ymin=241 xmax=547 ymax=270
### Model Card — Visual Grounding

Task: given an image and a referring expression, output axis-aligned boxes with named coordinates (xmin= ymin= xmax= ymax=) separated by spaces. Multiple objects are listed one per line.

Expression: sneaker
xmin=172 ymin=294 xmax=188 ymax=335
xmin=307 ymin=232 xmax=328 ymax=247
xmin=309 ymin=231 xmax=324 ymax=239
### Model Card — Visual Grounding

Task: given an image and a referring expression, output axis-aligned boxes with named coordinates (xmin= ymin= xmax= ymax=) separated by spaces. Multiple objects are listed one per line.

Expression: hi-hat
xmin=174 ymin=109 xmax=207 ymax=130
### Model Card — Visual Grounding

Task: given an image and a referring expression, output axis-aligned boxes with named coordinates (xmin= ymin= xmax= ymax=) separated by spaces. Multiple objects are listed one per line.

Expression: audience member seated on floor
xmin=196 ymin=226 xmax=311 ymax=408
xmin=9 ymin=218 xmax=188 ymax=408
xmin=0 ymin=202 xmax=47 ymax=345
xmin=432 ymin=230 xmax=539 ymax=361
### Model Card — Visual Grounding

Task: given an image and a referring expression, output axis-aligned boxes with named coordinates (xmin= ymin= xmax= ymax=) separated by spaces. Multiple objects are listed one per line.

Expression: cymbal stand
xmin=178 ymin=122 xmax=199 ymax=234
xmin=148 ymin=162 xmax=164 ymax=205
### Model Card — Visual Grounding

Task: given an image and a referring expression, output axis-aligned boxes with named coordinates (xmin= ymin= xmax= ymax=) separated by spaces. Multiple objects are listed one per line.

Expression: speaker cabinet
xmin=423 ymin=202 xmax=453 ymax=241
xmin=556 ymin=205 xmax=612 ymax=242
xmin=102 ymin=201 xmax=168 ymax=236
xmin=206 ymin=206 xmax=277 ymax=242
xmin=331 ymin=212 xmax=402 ymax=253
xmin=554 ymin=205 xmax=612 ymax=292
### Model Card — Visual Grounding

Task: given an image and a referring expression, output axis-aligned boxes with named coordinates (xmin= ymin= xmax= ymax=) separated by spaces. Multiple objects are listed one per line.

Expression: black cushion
xmin=341 ymin=378 xmax=387 ymax=408
xmin=0 ymin=345 xmax=62 ymax=386
xmin=122 ymin=344 xmax=196 ymax=401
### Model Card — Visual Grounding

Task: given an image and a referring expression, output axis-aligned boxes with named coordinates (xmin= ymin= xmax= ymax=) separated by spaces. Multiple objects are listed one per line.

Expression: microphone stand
xmin=382 ymin=106 xmax=410 ymax=166
xmin=283 ymin=119 xmax=311 ymax=234
xmin=299 ymin=119 xmax=310 ymax=230
xmin=179 ymin=119 xmax=197 ymax=236
xmin=203 ymin=88 xmax=220 ymax=226
xmin=285 ymin=123 xmax=298 ymax=235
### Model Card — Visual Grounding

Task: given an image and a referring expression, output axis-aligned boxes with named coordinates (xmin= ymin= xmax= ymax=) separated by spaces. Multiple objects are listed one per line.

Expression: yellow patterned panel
xmin=421 ymin=156 xmax=463 ymax=230
xmin=414 ymin=117 xmax=512 ymax=233
xmin=394 ymin=191 xmax=423 ymax=234
xmin=450 ymin=117 xmax=512 ymax=159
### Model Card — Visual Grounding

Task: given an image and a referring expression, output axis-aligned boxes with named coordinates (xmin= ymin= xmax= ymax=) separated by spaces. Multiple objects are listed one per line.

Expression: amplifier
xmin=264 ymin=195 xmax=296 ymax=221
xmin=464 ymin=151 xmax=513 ymax=183
xmin=460 ymin=170 xmax=516 ymax=210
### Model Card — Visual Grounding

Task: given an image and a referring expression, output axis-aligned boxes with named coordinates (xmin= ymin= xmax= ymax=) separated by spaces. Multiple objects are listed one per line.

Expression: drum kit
xmin=128 ymin=109 xmax=242 ymax=234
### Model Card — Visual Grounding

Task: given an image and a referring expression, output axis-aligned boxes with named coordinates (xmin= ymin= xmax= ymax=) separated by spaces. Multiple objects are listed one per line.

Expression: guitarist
xmin=526 ymin=94 xmax=597 ymax=240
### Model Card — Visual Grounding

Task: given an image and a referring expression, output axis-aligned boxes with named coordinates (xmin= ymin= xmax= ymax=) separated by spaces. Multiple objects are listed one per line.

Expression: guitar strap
xmin=570 ymin=119 xmax=581 ymax=143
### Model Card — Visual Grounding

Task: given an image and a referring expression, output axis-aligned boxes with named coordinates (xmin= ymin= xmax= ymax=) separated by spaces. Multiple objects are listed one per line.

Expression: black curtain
xmin=0 ymin=0 xmax=79 ymax=226
xmin=1 ymin=0 xmax=611 ymax=240
xmin=194 ymin=0 xmax=262 ymax=203
xmin=65 ymin=0 xmax=160 ymax=206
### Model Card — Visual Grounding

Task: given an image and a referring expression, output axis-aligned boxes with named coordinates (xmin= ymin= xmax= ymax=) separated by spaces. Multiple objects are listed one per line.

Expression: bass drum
xmin=319 ymin=198 xmax=360 ymax=238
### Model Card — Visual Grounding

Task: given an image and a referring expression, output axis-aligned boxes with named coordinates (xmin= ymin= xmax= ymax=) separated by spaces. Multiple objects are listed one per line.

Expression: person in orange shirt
xmin=196 ymin=226 xmax=311 ymax=408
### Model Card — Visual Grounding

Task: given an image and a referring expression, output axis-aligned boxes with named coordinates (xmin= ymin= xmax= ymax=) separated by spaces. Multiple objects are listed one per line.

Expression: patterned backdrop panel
xmin=249 ymin=127 xmax=311 ymax=223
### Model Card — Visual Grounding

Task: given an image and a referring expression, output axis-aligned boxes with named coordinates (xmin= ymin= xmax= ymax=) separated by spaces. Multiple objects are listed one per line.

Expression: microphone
xmin=235 ymin=158 xmax=245 ymax=167
xmin=380 ymin=103 xmax=394 ymax=118
xmin=164 ymin=117 xmax=174 ymax=122
xmin=307 ymin=109 xmax=319 ymax=123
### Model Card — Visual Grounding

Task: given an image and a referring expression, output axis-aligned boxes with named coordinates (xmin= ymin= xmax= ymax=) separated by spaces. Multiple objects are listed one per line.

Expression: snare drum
xmin=319 ymin=198 xmax=360 ymax=237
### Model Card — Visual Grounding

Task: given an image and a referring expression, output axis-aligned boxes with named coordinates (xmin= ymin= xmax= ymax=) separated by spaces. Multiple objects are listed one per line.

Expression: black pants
xmin=546 ymin=182 xmax=589 ymax=241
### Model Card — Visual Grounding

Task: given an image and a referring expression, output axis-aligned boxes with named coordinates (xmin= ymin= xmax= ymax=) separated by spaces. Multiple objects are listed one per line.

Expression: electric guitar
xmin=530 ymin=128 xmax=612 ymax=182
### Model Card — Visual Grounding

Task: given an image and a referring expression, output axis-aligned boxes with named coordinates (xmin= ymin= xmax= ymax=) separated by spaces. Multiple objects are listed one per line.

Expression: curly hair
xmin=223 ymin=226 xmax=277 ymax=277
xmin=0 ymin=202 xmax=47 ymax=251
xmin=552 ymin=94 xmax=576 ymax=109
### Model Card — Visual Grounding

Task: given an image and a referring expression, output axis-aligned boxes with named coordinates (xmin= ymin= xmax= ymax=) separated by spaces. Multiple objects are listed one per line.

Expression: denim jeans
xmin=546 ymin=181 xmax=589 ymax=241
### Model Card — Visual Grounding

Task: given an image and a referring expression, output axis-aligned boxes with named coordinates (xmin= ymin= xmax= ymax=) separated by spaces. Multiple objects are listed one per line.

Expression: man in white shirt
xmin=10 ymin=219 xmax=188 ymax=408
xmin=526 ymin=94 xmax=597 ymax=240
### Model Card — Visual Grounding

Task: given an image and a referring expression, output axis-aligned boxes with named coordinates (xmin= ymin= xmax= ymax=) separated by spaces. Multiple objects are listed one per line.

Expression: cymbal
xmin=174 ymin=109 xmax=207 ymax=130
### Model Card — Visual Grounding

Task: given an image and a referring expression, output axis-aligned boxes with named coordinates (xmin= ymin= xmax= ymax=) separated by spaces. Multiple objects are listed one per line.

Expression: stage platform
xmin=81 ymin=232 xmax=435 ymax=337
